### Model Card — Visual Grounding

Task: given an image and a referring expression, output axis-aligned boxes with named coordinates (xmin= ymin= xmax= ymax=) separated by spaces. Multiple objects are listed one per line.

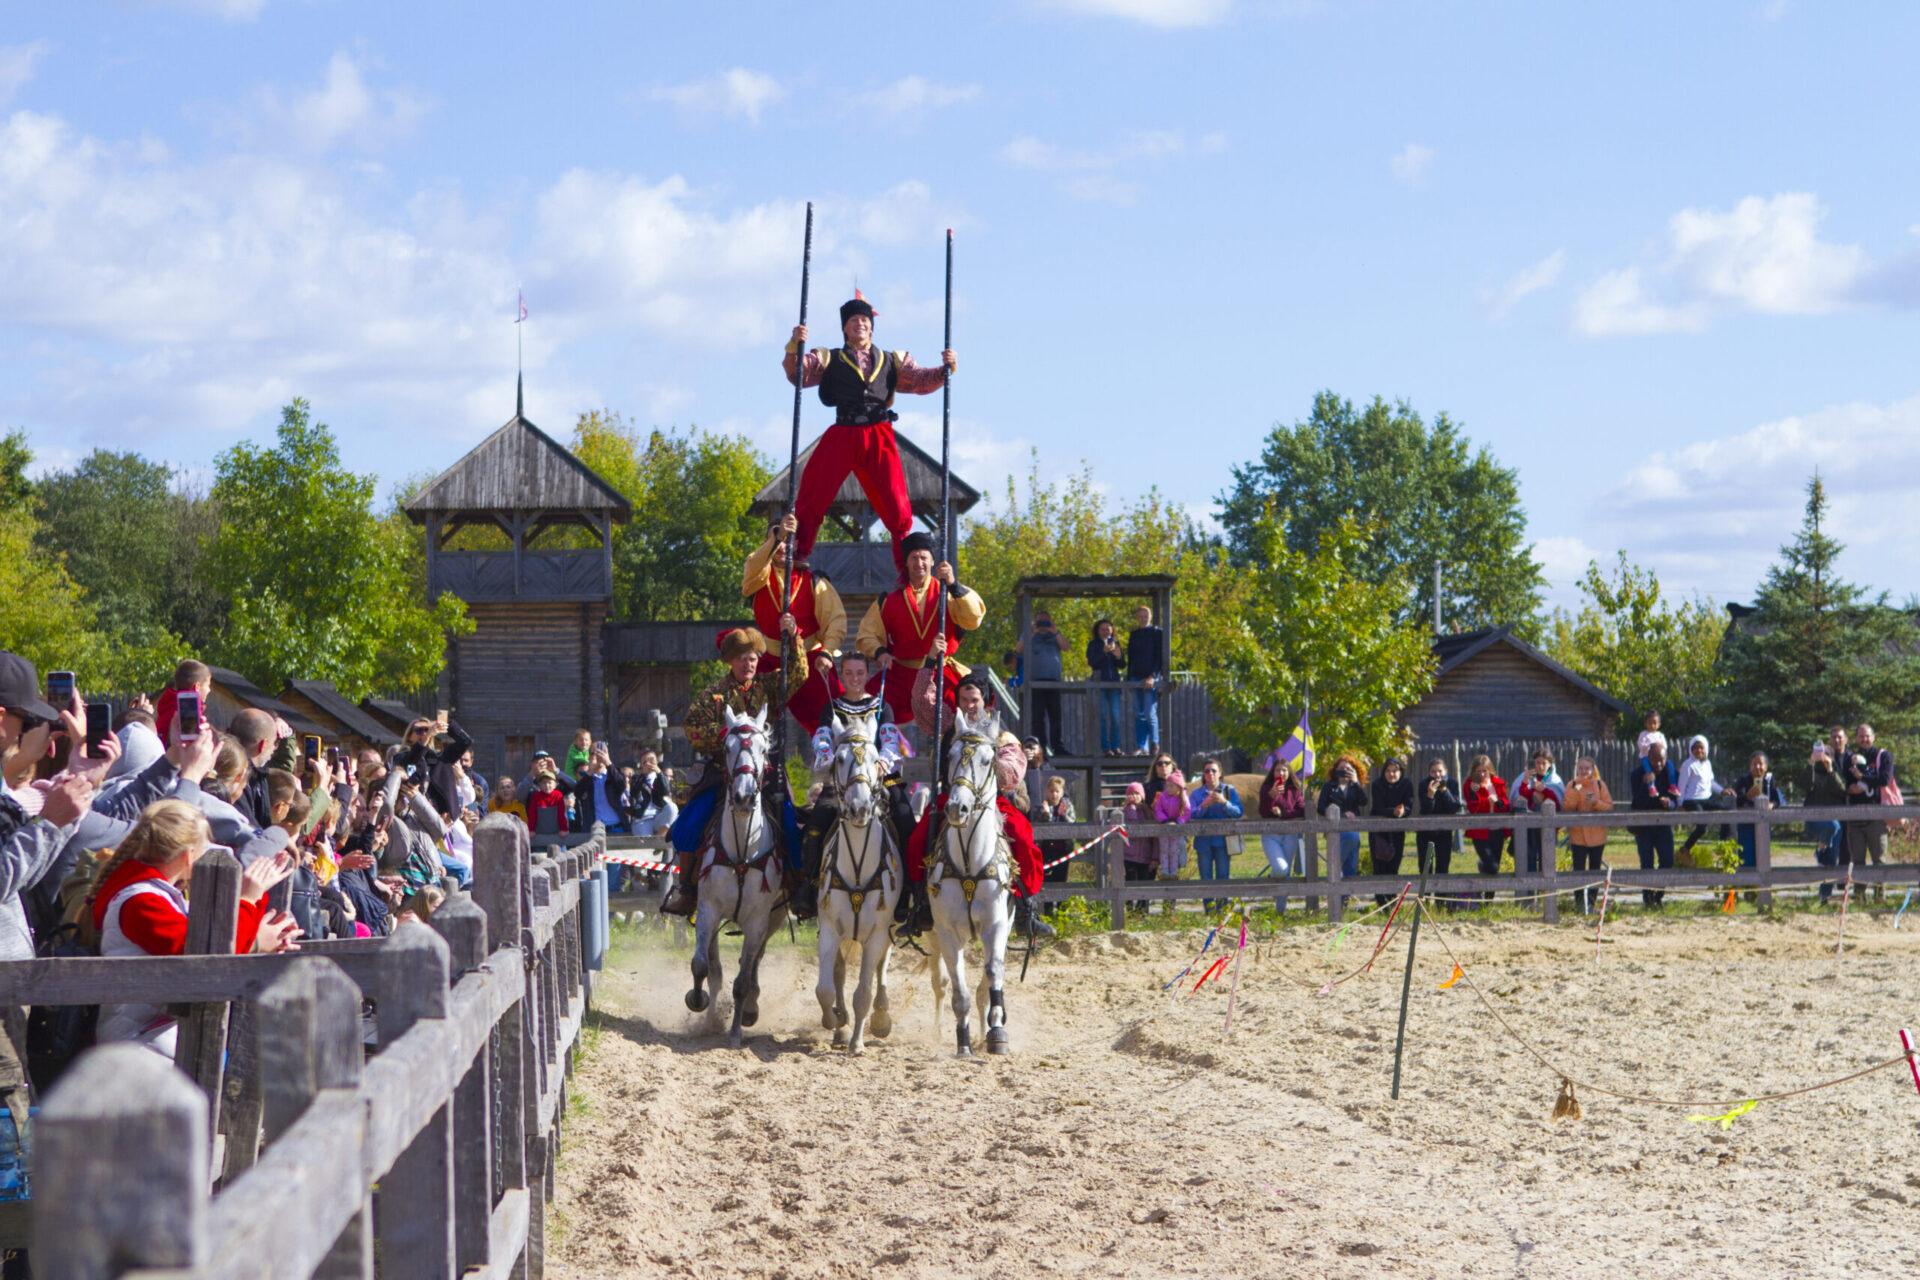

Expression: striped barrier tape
xmin=1039 ymin=824 xmax=1128 ymax=873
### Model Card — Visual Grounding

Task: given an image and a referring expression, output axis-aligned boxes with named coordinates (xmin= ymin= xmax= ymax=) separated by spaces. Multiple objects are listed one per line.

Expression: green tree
xmin=569 ymin=412 xmax=773 ymax=621
xmin=0 ymin=430 xmax=32 ymax=515
xmin=33 ymin=450 xmax=225 ymax=652
xmin=1203 ymin=510 xmax=1438 ymax=768
xmin=959 ymin=460 xmax=1247 ymax=679
xmin=1711 ymin=475 xmax=1920 ymax=766
xmin=1217 ymin=392 xmax=1545 ymax=636
xmin=206 ymin=399 xmax=472 ymax=698
xmin=1542 ymin=553 xmax=1724 ymax=740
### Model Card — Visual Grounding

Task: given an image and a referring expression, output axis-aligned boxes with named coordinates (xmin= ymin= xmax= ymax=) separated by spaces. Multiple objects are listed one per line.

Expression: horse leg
xmin=705 ymin=915 xmax=726 ymax=1020
xmin=686 ymin=897 xmax=713 ymax=1013
xmin=868 ymin=937 xmax=893 ymax=1039
xmin=983 ymin=893 xmax=1012 ymax=1055
xmin=815 ymin=910 xmax=842 ymax=1037
xmin=846 ymin=925 xmax=886 ymax=1055
xmin=939 ymin=901 xmax=973 ymax=1058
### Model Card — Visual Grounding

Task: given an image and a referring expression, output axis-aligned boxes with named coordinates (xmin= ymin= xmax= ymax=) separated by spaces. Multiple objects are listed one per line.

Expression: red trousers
xmin=905 ymin=795 xmax=1043 ymax=896
xmin=794 ymin=423 xmax=914 ymax=571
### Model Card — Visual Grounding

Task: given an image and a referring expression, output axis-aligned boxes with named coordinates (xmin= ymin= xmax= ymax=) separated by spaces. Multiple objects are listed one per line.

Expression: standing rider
xmin=782 ymin=291 xmax=957 ymax=577
xmin=856 ymin=530 xmax=984 ymax=732
xmin=661 ymin=619 xmax=803 ymax=917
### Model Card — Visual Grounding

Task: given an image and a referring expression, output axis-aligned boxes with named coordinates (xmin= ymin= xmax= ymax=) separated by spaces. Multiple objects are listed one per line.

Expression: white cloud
xmin=1388 ymin=142 xmax=1432 ymax=185
xmin=1529 ymin=534 xmax=1601 ymax=610
xmin=1574 ymin=193 xmax=1882 ymax=336
xmin=649 ymin=68 xmax=785 ymax=125
xmin=856 ymin=76 xmax=982 ymax=112
xmin=1577 ymin=393 xmax=1920 ymax=601
xmin=1487 ymin=249 xmax=1565 ymax=317
xmin=143 ymin=0 xmax=268 ymax=19
xmin=1759 ymin=0 xmax=1789 ymax=20
xmin=242 ymin=51 xmax=432 ymax=154
xmin=1002 ymin=129 xmax=1227 ymax=202
xmin=0 ymin=41 xmax=51 ymax=109
xmin=1035 ymin=0 xmax=1234 ymax=26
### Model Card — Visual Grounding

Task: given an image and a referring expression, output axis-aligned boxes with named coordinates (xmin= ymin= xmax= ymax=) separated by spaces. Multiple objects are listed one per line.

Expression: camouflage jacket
xmin=684 ymin=631 xmax=805 ymax=764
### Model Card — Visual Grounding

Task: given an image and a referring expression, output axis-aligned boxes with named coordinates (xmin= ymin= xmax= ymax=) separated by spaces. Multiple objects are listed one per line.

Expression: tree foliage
xmin=0 ymin=430 xmax=33 ymax=515
xmin=957 ymin=461 xmax=1248 ymax=680
xmin=33 ymin=450 xmax=224 ymax=653
xmin=1217 ymin=392 xmax=1544 ymax=636
xmin=1542 ymin=553 xmax=1724 ymax=741
xmin=205 ymin=399 xmax=471 ymax=699
xmin=1711 ymin=475 xmax=1920 ymax=766
xmin=569 ymin=411 xmax=773 ymax=621
xmin=1203 ymin=511 xmax=1437 ymax=768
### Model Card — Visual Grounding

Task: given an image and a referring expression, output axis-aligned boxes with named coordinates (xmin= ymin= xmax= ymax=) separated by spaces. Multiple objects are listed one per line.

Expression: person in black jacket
xmin=1368 ymin=758 xmax=1415 ymax=904
xmin=1842 ymin=723 xmax=1894 ymax=902
xmin=1085 ymin=618 xmax=1127 ymax=756
xmin=1316 ymin=757 xmax=1368 ymax=878
xmin=1416 ymin=757 xmax=1462 ymax=879
xmin=1628 ymin=741 xmax=1680 ymax=906
xmin=394 ymin=713 xmax=473 ymax=823
xmin=1125 ymin=606 xmax=1166 ymax=756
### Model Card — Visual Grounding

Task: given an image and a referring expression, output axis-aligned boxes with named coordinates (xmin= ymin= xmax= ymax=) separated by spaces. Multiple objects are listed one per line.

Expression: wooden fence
xmin=3 ymin=812 xmax=611 ymax=1280
xmin=1031 ymin=803 xmax=1920 ymax=927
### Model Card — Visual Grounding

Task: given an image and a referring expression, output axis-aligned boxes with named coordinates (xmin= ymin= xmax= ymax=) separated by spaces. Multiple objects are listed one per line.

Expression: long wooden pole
xmin=934 ymin=230 xmax=954 ymax=778
xmin=776 ymin=202 xmax=814 ymax=785
xmin=1389 ymin=844 xmax=1429 ymax=1099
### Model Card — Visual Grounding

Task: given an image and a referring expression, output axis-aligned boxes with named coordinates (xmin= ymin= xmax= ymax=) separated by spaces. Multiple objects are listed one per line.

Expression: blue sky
xmin=5 ymin=0 xmax=1920 ymax=612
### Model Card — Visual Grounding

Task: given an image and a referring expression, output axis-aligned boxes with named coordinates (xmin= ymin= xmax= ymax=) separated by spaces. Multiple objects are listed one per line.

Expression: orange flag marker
xmin=1437 ymin=963 xmax=1464 ymax=990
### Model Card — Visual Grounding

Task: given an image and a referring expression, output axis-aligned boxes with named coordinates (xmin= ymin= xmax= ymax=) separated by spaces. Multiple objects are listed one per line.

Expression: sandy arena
xmin=552 ymin=906 xmax=1920 ymax=1278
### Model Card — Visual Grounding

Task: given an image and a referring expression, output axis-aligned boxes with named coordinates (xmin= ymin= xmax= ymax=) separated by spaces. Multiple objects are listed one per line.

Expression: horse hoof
xmin=869 ymin=1009 xmax=893 ymax=1039
xmin=686 ymin=990 xmax=709 ymax=1013
xmin=956 ymin=1044 xmax=973 ymax=1059
xmin=728 ymin=1033 xmax=744 ymax=1050
xmin=848 ymin=1041 xmax=865 ymax=1056
xmin=986 ymin=1027 xmax=1010 ymax=1055
xmin=832 ymin=1029 xmax=848 ymax=1048
xmin=741 ymin=1007 xmax=759 ymax=1028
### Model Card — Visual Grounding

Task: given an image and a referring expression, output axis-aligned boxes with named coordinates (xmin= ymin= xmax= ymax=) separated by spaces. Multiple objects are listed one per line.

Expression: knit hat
xmin=839 ymin=289 xmax=876 ymax=327
xmin=717 ymin=627 xmax=767 ymax=661
xmin=1124 ymin=781 xmax=1145 ymax=804
xmin=1165 ymin=768 xmax=1186 ymax=791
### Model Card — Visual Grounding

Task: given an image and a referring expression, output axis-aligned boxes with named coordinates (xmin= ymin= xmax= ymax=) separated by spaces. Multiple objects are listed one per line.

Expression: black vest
xmin=817 ymin=347 xmax=900 ymax=425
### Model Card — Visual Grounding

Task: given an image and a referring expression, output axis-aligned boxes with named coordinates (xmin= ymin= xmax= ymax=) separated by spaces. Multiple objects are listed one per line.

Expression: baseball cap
xmin=0 ymin=652 xmax=60 ymax=723
xmin=1021 ymin=735 xmax=1042 ymax=749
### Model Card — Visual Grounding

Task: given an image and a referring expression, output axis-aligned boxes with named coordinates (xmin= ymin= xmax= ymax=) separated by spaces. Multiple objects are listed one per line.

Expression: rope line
xmin=1412 ymin=896 xmax=1916 ymax=1109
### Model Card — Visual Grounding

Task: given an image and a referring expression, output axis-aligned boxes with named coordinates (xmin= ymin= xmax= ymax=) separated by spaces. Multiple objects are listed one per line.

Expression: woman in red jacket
xmin=92 ymin=799 xmax=301 ymax=1055
xmin=1462 ymin=753 xmax=1511 ymax=904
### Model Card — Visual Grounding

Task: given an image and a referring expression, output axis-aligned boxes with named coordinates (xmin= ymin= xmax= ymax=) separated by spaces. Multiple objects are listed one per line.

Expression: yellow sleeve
xmin=742 ymin=538 xmax=773 ymax=598
xmin=814 ymin=577 xmax=847 ymax=657
xmin=856 ymin=599 xmax=888 ymax=659
xmin=948 ymin=585 xmax=986 ymax=633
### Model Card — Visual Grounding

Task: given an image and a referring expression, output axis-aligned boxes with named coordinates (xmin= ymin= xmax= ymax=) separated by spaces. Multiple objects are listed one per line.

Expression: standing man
xmin=661 ymin=620 xmax=803 ymax=917
xmin=1842 ymin=723 xmax=1894 ymax=902
xmin=855 ymin=531 xmax=985 ymax=731
xmin=781 ymin=291 xmax=958 ymax=576
xmin=1126 ymin=605 xmax=1166 ymax=757
xmin=1628 ymin=740 xmax=1680 ymax=907
xmin=1017 ymin=612 xmax=1068 ymax=758
xmin=743 ymin=511 xmax=846 ymax=679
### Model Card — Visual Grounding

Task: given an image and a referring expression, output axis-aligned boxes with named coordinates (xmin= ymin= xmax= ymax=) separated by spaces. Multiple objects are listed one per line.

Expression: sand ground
xmin=551 ymin=903 xmax=1920 ymax=1279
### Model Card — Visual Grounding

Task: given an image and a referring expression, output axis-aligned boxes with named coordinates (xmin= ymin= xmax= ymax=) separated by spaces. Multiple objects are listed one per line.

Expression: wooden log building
xmin=405 ymin=380 xmax=632 ymax=782
xmin=1403 ymin=625 xmax=1629 ymax=742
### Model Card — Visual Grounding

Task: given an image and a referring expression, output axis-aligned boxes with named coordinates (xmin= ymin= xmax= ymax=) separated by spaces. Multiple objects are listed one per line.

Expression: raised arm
xmin=894 ymin=351 xmax=957 ymax=395
xmin=781 ymin=336 xmax=830 ymax=388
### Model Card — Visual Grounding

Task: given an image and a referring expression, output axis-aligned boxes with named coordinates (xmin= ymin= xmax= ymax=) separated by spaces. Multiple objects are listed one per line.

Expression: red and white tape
xmin=600 ymin=850 xmax=674 ymax=872
xmin=1039 ymin=825 xmax=1128 ymax=873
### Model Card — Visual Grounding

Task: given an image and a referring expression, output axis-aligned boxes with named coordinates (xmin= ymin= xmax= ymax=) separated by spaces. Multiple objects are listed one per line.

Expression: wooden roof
xmin=405 ymin=380 xmax=632 ymax=522
xmin=283 ymin=679 xmax=401 ymax=747
xmin=750 ymin=430 xmax=979 ymax=520
xmin=1431 ymin=627 xmax=1629 ymax=713
xmin=206 ymin=667 xmax=330 ymax=739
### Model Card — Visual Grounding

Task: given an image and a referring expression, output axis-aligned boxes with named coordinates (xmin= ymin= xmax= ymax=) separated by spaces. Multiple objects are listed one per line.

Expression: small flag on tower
xmin=517 ymin=289 xmax=527 ymax=323
xmin=1275 ymin=708 xmax=1315 ymax=778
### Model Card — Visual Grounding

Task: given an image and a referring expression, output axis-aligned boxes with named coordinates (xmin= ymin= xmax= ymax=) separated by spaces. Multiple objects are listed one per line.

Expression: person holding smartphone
xmin=1085 ymin=618 xmax=1127 ymax=756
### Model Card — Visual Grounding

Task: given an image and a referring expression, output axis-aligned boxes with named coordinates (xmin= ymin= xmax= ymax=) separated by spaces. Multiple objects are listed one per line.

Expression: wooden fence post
xmin=473 ymin=815 xmax=530 ymax=1278
xmin=1540 ymin=805 xmax=1559 ymax=924
xmin=256 ymin=959 xmax=369 ymax=1278
xmin=218 ymin=998 xmax=263 ymax=1183
xmin=173 ymin=846 xmax=242 ymax=1136
xmin=34 ymin=1044 xmax=209 ymax=1279
xmin=1107 ymin=819 xmax=1126 ymax=932
xmin=376 ymin=927 xmax=456 ymax=1280
xmin=433 ymin=895 xmax=496 ymax=1275
xmin=1305 ymin=828 xmax=1320 ymax=915
xmin=1322 ymin=812 xmax=1344 ymax=925
xmin=1755 ymin=804 xmax=1773 ymax=910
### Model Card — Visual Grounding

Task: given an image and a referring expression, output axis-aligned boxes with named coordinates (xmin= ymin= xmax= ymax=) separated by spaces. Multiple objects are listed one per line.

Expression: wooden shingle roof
xmin=751 ymin=430 xmax=979 ymax=520
xmin=1432 ymin=627 xmax=1629 ymax=713
xmin=283 ymin=679 xmax=401 ymax=747
xmin=206 ymin=668 xmax=330 ymax=739
xmin=405 ymin=381 xmax=632 ymax=521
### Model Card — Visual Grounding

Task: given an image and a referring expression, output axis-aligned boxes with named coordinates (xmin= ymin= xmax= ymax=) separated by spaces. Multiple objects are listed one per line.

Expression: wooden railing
xmin=6 ymin=813 xmax=611 ymax=1280
xmin=1032 ymin=803 xmax=1920 ymax=926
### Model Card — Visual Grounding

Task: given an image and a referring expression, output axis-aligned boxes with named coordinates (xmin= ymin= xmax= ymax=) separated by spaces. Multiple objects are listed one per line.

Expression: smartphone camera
xmin=176 ymin=691 xmax=203 ymax=742
xmin=84 ymin=703 xmax=110 ymax=757
xmin=304 ymin=735 xmax=322 ymax=762
xmin=46 ymin=670 xmax=75 ymax=707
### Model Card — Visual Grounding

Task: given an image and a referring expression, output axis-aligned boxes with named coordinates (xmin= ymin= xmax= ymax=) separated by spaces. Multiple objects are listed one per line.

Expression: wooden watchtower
xmin=405 ymin=380 xmax=632 ymax=781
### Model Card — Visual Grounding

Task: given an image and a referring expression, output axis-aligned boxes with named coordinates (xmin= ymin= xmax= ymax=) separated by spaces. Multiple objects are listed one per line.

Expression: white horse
xmin=813 ymin=705 xmax=899 ymax=1054
xmin=685 ymin=706 xmax=788 ymax=1049
xmin=926 ymin=709 xmax=1015 ymax=1056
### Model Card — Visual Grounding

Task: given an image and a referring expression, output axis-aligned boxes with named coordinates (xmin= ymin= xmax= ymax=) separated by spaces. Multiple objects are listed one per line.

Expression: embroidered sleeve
xmin=947 ymin=586 xmax=985 ymax=633
xmin=685 ymin=691 xmax=725 ymax=758
xmin=814 ymin=577 xmax=847 ymax=657
xmin=782 ymin=345 xmax=830 ymax=388
xmin=856 ymin=599 xmax=889 ymax=659
xmin=895 ymin=352 xmax=949 ymax=395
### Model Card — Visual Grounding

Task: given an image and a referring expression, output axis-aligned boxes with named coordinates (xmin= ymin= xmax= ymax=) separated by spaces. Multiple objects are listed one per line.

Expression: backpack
xmin=25 ymin=848 xmax=116 ymax=1093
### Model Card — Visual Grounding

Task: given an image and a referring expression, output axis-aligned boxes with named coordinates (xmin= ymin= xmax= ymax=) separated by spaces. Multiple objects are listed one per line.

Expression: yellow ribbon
xmin=1687 ymin=1099 xmax=1758 ymax=1130
xmin=1437 ymin=963 xmax=1464 ymax=990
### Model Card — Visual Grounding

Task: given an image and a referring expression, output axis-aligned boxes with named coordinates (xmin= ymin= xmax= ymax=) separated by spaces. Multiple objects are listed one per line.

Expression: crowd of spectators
xmin=1011 ymin=606 xmax=1168 ymax=759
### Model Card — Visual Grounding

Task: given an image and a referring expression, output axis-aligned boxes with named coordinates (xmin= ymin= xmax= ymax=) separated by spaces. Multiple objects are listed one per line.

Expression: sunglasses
xmin=8 ymin=710 xmax=49 ymax=733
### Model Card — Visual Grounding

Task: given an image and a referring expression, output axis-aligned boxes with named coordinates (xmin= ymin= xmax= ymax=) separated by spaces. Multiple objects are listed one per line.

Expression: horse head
xmin=723 ymin=706 xmax=770 ymax=813
xmin=831 ymin=706 xmax=882 ymax=826
xmin=945 ymin=708 xmax=1000 ymax=827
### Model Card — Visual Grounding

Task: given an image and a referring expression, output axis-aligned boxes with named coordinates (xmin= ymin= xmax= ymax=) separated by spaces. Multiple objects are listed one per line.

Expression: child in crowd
xmin=1152 ymin=767 xmax=1189 ymax=883
xmin=1677 ymin=734 xmax=1729 ymax=858
xmin=1730 ymin=751 xmax=1784 ymax=868
xmin=1463 ymin=754 xmax=1510 ymax=901
xmin=564 ymin=728 xmax=593 ymax=782
xmin=527 ymin=760 xmax=571 ymax=836
xmin=1257 ymin=758 xmax=1306 ymax=913
xmin=1563 ymin=756 xmax=1612 ymax=912
xmin=1510 ymin=748 xmax=1565 ymax=877
xmin=1636 ymin=711 xmax=1667 ymax=760
xmin=1037 ymin=774 xmax=1076 ymax=906
xmin=1120 ymin=781 xmax=1156 ymax=912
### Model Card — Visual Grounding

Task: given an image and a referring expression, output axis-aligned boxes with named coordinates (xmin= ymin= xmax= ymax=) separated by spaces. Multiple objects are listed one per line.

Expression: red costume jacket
xmin=905 ymin=793 xmax=1042 ymax=897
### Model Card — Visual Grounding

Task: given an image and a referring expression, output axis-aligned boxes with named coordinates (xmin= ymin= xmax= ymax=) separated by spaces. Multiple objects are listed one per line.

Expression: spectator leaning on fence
xmin=1807 ymin=739 xmax=1848 ymax=903
xmin=1318 ymin=756 xmax=1368 ymax=880
xmin=1730 ymin=752 xmax=1783 ymax=869
xmin=1037 ymin=774 xmax=1076 ymax=910
xmin=1510 ymin=748 xmax=1565 ymax=878
xmin=1258 ymin=757 xmax=1306 ymax=913
xmin=1676 ymin=734 xmax=1730 ymax=859
xmin=1368 ymin=758 xmax=1415 ymax=905
xmin=1120 ymin=781 xmax=1156 ymax=911
xmin=1463 ymin=754 xmax=1510 ymax=899
xmin=1843 ymin=723 xmax=1895 ymax=901
xmin=1417 ymin=757 xmax=1461 ymax=879
xmin=1563 ymin=757 xmax=1611 ymax=913
xmin=1188 ymin=759 xmax=1243 ymax=915
xmin=1152 ymin=768 xmax=1189 ymax=887
xmin=1086 ymin=618 xmax=1127 ymax=756
xmin=1629 ymin=739 xmax=1680 ymax=907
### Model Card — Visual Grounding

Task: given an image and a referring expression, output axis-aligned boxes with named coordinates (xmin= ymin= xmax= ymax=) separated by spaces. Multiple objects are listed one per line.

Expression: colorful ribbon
xmin=1437 ymin=963 xmax=1464 ymax=990
xmin=1687 ymin=1100 xmax=1758 ymax=1130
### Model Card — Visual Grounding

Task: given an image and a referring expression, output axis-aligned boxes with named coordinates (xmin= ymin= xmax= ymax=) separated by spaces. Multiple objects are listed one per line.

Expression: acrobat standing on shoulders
xmin=855 ymin=530 xmax=983 ymax=732
xmin=781 ymin=290 xmax=957 ymax=576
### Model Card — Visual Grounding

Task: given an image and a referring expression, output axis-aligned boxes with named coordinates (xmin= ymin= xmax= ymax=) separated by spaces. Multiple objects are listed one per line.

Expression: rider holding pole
xmin=781 ymin=292 xmax=957 ymax=577
xmin=661 ymin=619 xmax=804 ymax=917
xmin=856 ymin=531 xmax=984 ymax=730
xmin=743 ymin=511 xmax=845 ymax=679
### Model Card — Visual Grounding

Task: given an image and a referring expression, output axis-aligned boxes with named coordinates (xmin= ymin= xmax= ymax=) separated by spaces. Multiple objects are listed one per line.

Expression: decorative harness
xmin=821 ymin=724 xmax=895 ymax=915
xmin=930 ymin=729 xmax=1011 ymax=936
xmin=699 ymin=722 xmax=783 ymax=901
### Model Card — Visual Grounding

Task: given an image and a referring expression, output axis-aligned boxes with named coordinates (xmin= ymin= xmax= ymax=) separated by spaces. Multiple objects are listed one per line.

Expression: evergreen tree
xmin=1713 ymin=475 xmax=1920 ymax=769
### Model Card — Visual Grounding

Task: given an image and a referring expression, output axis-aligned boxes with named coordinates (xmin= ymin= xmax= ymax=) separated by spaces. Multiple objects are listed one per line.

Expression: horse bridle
xmin=703 ymin=721 xmax=781 ymax=894
xmin=934 ymin=730 xmax=1009 ymax=923
xmin=824 ymin=722 xmax=892 ymax=912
